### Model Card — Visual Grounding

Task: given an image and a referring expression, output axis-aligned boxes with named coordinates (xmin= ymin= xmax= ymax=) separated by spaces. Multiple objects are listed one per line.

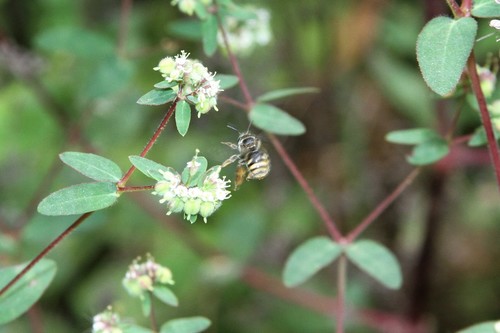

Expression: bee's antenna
xmin=227 ymin=124 xmax=239 ymax=132
xmin=245 ymin=120 xmax=253 ymax=133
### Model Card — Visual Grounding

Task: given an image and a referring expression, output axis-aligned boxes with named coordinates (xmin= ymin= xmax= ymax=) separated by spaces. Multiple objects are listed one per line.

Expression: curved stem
xmin=336 ymin=255 xmax=347 ymax=333
xmin=118 ymin=99 xmax=178 ymax=187
xmin=214 ymin=7 xmax=341 ymax=240
xmin=0 ymin=212 xmax=93 ymax=297
xmin=346 ymin=168 xmax=420 ymax=242
xmin=467 ymin=53 xmax=500 ymax=191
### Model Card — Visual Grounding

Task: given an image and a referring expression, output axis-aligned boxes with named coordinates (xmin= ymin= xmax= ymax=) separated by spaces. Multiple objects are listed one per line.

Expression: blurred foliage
xmin=0 ymin=0 xmax=500 ymax=333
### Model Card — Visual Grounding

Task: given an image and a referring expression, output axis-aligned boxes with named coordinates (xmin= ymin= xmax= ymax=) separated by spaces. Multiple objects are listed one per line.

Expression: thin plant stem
xmin=119 ymin=99 xmax=178 ymax=187
xmin=149 ymin=291 xmax=158 ymax=332
xmin=467 ymin=53 xmax=500 ymax=191
xmin=336 ymin=255 xmax=347 ymax=333
xmin=345 ymin=168 xmax=420 ymax=243
xmin=267 ymin=135 xmax=342 ymax=241
xmin=214 ymin=7 xmax=342 ymax=241
xmin=445 ymin=0 xmax=461 ymax=16
xmin=0 ymin=212 xmax=93 ymax=297
xmin=118 ymin=185 xmax=155 ymax=193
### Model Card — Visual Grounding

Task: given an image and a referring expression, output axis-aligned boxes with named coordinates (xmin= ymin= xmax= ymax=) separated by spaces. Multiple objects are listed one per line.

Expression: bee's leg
xmin=221 ymin=142 xmax=238 ymax=150
xmin=222 ymin=154 xmax=239 ymax=167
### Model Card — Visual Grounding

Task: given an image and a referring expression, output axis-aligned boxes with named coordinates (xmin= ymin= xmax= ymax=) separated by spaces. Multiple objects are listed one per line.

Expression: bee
xmin=222 ymin=128 xmax=271 ymax=190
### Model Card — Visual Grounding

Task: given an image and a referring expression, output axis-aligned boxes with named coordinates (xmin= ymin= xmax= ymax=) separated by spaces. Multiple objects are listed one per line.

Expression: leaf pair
xmin=283 ymin=237 xmax=402 ymax=290
xmin=37 ymin=152 xmax=122 ymax=216
xmin=386 ymin=128 xmax=449 ymax=165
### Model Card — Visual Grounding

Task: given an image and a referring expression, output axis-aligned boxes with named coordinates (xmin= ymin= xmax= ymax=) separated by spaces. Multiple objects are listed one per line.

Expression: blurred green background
xmin=0 ymin=0 xmax=499 ymax=332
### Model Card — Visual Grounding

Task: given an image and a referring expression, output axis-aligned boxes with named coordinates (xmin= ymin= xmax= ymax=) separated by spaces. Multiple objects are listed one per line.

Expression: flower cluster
xmin=153 ymin=151 xmax=231 ymax=223
xmin=171 ymin=0 xmax=212 ymax=16
xmin=218 ymin=7 xmax=272 ymax=56
xmin=154 ymin=51 xmax=221 ymax=117
xmin=92 ymin=307 xmax=123 ymax=333
xmin=122 ymin=255 xmax=174 ymax=299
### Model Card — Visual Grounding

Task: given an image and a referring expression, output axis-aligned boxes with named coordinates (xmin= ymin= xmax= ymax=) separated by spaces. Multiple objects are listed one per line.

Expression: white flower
xmin=218 ymin=7 xmax=272 ymax=56
xmin=153 ymin=51 xmax=221 ymax=115
xmin=490 ymin=19 xmax=500 ymax=30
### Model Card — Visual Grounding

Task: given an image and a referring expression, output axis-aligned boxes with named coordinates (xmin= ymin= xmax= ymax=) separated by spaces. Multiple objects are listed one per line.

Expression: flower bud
xmin=184 ymin=198 xmax=201 ymax=215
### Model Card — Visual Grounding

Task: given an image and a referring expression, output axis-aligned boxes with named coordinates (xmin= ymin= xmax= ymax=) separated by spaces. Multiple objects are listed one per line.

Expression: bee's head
xmin=238 ymin=132 xmax=260 ymax=151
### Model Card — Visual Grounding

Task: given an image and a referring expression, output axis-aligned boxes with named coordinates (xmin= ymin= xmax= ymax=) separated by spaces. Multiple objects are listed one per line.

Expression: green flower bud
xmin=167 ymin=197 xmax=185 ymax=214
xmin=200 ymin=201 xmax=216 ymax=218
xmin=156 ymin=266 xmax=175 ymax=285
xmin=184 ymin=198 xmax=201 ymax=215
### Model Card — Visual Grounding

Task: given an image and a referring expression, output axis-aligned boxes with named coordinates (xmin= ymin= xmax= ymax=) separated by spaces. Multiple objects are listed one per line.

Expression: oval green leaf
xmin=153 ymin=286 xmax=178 ymax=307
xmin=202 ymin=14 xmax=218 ymax=56
xmin=60 ymin=152 xmax=122 ymax=182
xmin=137 ymin=89 xmax=177 ymax=106
xmin=250 ymin=103 xmax=306 ymax=136
xmin=416 ymin=17 xmax=477 ymax=96
xmin=0 ymin=259 xmax=57 ymax=325
xmin=256 ymin=87 xmax=320 ymax=103
xmin=385 ymin=128 xmax=440 ymax=145
xmin=215 ymin=74 xmax=239 ymax=89
xmin=160 ymin=317 xmax=211 ymax=333
xmin=345 ymin=240 xmax=402 ymax=290
xmin=472 ymin=0 xmax=500 ymax=18
xmin=407 ymin=138 xmax=450 ymax=165
xmin=283 ymin=236 xmax=342 ymax=287
xmin=128 ymin=156 xmax=172 ymax=181
xmin=37 ymin=182 xmax=118 ymax=216
xmin=175 ymin=100 xmax=191 ymax=137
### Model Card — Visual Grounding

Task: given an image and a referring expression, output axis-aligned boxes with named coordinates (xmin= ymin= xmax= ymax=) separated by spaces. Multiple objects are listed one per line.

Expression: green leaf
xmin=385 ymin=128 xmax=440 ymax=145
xmin=407 ymin=138 xmax=450 ymax=165
xmin=128 ymin=156 xmax=173 ymax=181
xmin=472 ymin=0 xmax=500 ymax=18
xmin=202 ymin=14 xmax=218 ymax=56
xmin=153 ymin=286 xmax=178 ymax=307
xmin=250 ymin=103 xmax=306 ymax=136
xmin=60 ymin=152 xmax=122 ymax=182
xmin=175 ymin=100 xmax=191 ymax=137
xmin=0 ymin=259 xmax=57 ymax=325
xmin=468 ymin=126 xmax=500 ymax=147
xmin=154 ymin=81 xmax=179 ymax=89
xmin=283 ymin=236 xmax=342 ymax=287
xmin=345 ymin=240 xmax=402 ymax=289
xmin=456 ymin=321 xmax=498 ymax=333
xmin=37 ymin=182 xmax=118 ymax=216
xmin=137 ymin=89 xmax=177 ymax=106
xmin=416 ymin=17 xmax=477 ymax=96
xmin=181 ymin=156 xmax=208 ymax=187
xmin=256 ymin=87 xmax=320 ymax=103
xmin=160 ymin=317 xmax=211 ymax=333
xmin=215 ymin=74 xmax=239 ymax=89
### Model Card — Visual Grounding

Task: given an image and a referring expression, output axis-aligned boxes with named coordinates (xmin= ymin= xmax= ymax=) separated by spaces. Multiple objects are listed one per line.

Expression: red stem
xmin=467 ymin=54 xmax=500 ymax=191
xmin=345 ymin=168 xmax=420 ymax=242
xmin=336 ymin=255 xmax=347 ymax=333
xmin=118 ymin=99 xmax=178 ymax=187
xmin=214 ymin=7 xmax=342 ymax=241
xmin=0 ymin=212 xmax=92 ymax=297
